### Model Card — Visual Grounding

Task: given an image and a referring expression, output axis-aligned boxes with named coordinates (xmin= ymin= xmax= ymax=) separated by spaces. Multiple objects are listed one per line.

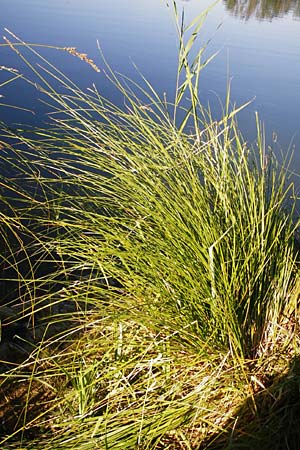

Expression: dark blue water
xmin=1 ymin=0 xmax=300 ymax=168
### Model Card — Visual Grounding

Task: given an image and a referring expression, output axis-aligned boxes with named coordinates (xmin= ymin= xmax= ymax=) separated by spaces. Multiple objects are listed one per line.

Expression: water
xmin=0 ymin=0 xmax=300 ymax=169
xmin=0 ymin=0 xmax=299 ymax=366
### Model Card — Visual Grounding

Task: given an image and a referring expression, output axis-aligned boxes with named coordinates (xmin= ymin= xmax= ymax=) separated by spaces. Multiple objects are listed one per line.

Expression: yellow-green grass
xmin=0 ymin=4 xmax=300 ymax=449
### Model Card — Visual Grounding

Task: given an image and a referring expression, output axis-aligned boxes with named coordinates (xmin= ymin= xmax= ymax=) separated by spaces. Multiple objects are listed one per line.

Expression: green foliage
xmin=0 ymin=3 xmax=299 ymax=449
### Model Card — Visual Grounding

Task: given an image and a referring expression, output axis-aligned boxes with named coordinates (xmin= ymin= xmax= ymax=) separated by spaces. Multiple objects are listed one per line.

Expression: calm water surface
xmin=0 ymin=0 xmax=300 ymax=168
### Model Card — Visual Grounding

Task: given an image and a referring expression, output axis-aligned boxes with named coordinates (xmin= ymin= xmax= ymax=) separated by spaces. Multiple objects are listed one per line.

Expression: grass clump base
xmin=0 ymin=7 xmax=300 ymax=449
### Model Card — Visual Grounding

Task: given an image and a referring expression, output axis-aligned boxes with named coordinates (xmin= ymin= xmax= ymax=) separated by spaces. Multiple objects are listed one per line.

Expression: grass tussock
xmin=0 ymin=4 xmax=300 ymax=449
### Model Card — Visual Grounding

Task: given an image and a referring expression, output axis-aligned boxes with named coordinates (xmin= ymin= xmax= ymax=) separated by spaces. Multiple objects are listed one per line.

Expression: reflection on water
xmin=225 ymin=0 xmax=300 ymax=19
xmin=0 ymin=0 xmax=300 ymax=170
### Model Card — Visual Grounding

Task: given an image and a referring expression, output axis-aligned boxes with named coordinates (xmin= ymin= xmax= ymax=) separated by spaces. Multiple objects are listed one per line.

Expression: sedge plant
xmin=0 ymin=2 xmax=299 ymax=449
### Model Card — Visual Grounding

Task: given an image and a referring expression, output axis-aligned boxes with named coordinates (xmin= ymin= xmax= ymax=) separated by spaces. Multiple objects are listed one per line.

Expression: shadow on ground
xmin=0 ymin=378 xmax=54 ymax=439
xmin=203 ymin=356 xmax=300 ymax=450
